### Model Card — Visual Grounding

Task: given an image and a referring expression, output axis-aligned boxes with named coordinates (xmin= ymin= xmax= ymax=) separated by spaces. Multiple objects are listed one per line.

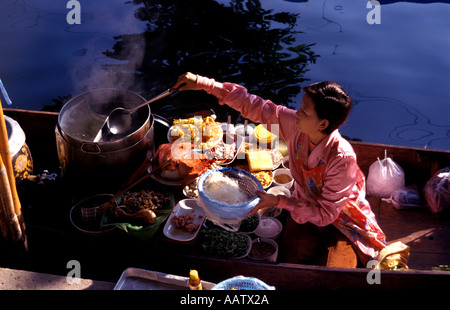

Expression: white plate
xmin=163 ymin=199 xmax=205 ymax=242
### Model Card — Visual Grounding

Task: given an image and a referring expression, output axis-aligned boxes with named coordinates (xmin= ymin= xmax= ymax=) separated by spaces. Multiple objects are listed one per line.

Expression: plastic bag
xmin=423 ymin=167 xmax=450 ymax=214
xmin=374 ymin=241 xmax=410 ymax=270
xmin=367 ymin=151 xmax=405 ymax=198
xmin=381 ymin=186 xmax=425 ymax=210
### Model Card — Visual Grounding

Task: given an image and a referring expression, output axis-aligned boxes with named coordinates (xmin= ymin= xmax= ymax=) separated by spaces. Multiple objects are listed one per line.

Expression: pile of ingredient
xmin=238 ymin=214 xmax=259 ymax=233
xmin=104 ymin=189 xmax=171 ymax=226
xmin=203 ymin=171 xmax=249 ymax=205
xmin=248 ymin=241 xmax=276 ymax=260
xmin=274 ymin=173 xmax=291 ymax=184
xmin=122 ymin=189 xmax=170 ymax=213
xmin=171 ymin=214 xmax=202 ymax=232
xmin=198 ymin=227 xmax=249 ymax=258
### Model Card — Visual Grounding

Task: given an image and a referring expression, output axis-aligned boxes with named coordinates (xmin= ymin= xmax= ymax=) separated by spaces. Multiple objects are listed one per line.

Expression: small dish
xmin=272 ymin=168 xmax=294 ymax=189
xmin=238 ymin=213 xmax=260 ymax=234
xmin=182 ymin=177 xmax=199 ymax=198
xmin=163 ymin=199 xmax=205 ymax=242
xmin=248 ymin=238 xmax=278 ymax=262
xmin=214 ymin=133 xmax=244 ymax=166
xmin=251 ymin=170 xmax=273 ymax=190
xmin=234 ymin=123 xmax=254 ymax=138
xmin=254 ymin=217 xmax=283 ymax=240
xmin=267 ymin=185 xmax=291 ymax=197
xmin=281 ymin=156 xmax=289 ymax=169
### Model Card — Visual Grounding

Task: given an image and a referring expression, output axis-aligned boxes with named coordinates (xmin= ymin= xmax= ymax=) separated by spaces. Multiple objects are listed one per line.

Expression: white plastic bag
xmin=367 ymin=151 xmax=405 ymax=198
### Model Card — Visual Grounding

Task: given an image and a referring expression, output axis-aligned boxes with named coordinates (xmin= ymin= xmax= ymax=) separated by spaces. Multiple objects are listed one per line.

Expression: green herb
xmin=238 ymin=214 xmax=259 ymax=233
xmin=198 ymin=227 xmax=249 ymax=258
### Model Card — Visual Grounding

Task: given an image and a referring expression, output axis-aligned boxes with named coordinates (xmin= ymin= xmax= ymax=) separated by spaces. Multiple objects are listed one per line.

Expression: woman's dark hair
xmin=302 ymin=81 xmax=352 ymax=135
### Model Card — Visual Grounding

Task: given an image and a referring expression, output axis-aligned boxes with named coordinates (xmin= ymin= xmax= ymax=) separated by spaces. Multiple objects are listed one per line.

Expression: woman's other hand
xmin=247 ymin=191 xmax=280 ymax=216
xmin=174 ymin=72 xmax=198 ymax=91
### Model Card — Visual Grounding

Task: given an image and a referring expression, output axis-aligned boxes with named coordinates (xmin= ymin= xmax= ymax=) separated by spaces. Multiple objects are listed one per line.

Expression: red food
xmin=154 ymin=142 xmax=215 ymax=184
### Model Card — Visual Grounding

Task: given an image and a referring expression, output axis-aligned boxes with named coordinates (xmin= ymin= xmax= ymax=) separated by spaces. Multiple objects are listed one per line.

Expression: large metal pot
xmin=55 ymin=88 xmax=155 ymax=193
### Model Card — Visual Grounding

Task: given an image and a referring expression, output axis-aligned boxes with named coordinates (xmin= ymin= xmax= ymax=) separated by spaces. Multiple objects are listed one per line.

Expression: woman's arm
xmin=174 ymin=73 xmax=296 ymax=140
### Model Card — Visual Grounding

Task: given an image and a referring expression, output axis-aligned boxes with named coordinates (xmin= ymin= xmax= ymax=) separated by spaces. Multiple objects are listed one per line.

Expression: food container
xmin=281 ymin=156 xmax=289 ymax=169
xmin=238 ymin=213 xmax=260 ymax=234
xmin=273 ymin=168 xmax=294 ymax=189
xmin=254 ymin=217 xmax=283 ymax=239
xmin=56 ymin=88 xmax=155 ymax=193
xmin=4 ymin=115 xmax=33 ymax=183
xmin=234 ymin=123 xmax=254 ymax=138
xmin=197 ymin=167 xmax=263 ymax=231
xmin=248 ymin=238 xmax=278 ymax=262
xmin=221 ymin=122 xmax=235 ymax=134
xmin=251 ymin=170 xmax=273 ymax=189
xmin=212 ymin=276 xmax=274 ymax=290
xmin=198 ymin=226 xmax=252 ymax=259
xmin=267 ymin=185 xmax=291 ymax=197
xmin=163 ymin=199 xmax=205 ymax=242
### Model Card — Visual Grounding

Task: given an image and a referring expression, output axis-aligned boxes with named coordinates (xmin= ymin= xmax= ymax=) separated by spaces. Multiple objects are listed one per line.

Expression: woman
xmin=174 ymin=72 xmax=386 ymax=267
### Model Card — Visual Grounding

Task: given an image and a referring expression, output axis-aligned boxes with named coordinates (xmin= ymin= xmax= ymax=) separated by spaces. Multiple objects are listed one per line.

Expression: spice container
xmin=189 ymin=269 xmax=203 ymax=290
xmin=273 ymin=168 xmax=294 ymax=189
xmin=248 ymin=238 xmax=278 ymax=262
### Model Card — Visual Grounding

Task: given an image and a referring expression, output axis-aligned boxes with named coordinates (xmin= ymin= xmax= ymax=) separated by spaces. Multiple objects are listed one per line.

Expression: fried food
xmin=169 ymin=116 xmax=222 ymax=149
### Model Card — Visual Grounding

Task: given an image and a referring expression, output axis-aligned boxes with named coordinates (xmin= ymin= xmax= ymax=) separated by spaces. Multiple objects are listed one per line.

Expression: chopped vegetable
xmin=198 ymin=227 xmax=249 ymax=258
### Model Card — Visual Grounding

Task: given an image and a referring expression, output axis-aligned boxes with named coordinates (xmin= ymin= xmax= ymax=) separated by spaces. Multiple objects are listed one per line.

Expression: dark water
xmin=0 ymin=0 xmax=449 ymax=151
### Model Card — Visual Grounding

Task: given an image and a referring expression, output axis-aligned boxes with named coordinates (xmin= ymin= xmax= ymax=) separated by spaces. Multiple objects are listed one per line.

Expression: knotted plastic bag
xmin=423 ymin=167 xmax=450 ymax=214
xmin=381 ymin=186 xmax=425 ymax=210
xmin=367 ymin=151 xmax=405 ymax=198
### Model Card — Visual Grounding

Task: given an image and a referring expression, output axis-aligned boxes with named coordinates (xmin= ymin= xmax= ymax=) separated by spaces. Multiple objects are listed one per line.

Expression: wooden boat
xmin=2 ymin=108 xmax=450 ymax=290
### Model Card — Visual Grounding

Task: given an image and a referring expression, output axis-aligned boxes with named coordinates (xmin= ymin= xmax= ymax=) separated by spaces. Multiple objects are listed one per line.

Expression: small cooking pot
xmin=56 ymin=88 xmax=155 ymax=193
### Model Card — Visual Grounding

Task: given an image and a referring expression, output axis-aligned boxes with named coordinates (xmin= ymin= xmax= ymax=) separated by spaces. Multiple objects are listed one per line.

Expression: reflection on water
xmin=101 ymin=0 xmax=317 ymax=121
xmin=0 ymin=0 xmax=448 ymax=150
xmin=274 ymin=0 xmax=450 ymax=150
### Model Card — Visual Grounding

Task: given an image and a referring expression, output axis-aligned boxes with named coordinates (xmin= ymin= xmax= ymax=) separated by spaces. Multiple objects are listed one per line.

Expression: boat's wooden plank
xmin=407 ymin=252 xmax=450 ymax=271
xmin=157 ymin=251 xmax=449 ymax=290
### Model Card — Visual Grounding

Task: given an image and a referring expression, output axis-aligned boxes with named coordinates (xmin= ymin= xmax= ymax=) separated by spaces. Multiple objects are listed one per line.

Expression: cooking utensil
xmin=94 ymin=84 xmax=184 ymax=142
xmin=57 ymin=88 xmax=155 ymax=193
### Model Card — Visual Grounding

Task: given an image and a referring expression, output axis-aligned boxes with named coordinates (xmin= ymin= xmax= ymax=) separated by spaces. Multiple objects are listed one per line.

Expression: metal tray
xmin=114 ymin=267 xmax=216 ymax=290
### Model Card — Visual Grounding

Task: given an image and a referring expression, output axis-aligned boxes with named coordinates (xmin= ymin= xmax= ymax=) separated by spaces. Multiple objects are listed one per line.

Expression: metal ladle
xmin=93 ymin=84 xmax=184 ymax=142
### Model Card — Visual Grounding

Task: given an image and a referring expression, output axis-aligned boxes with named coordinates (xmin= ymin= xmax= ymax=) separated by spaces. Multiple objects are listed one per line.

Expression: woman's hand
xmin=247 ymin=191 xmax=280 ymax=216
xmin=173 ymin=72 xmax=198 ymax=91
